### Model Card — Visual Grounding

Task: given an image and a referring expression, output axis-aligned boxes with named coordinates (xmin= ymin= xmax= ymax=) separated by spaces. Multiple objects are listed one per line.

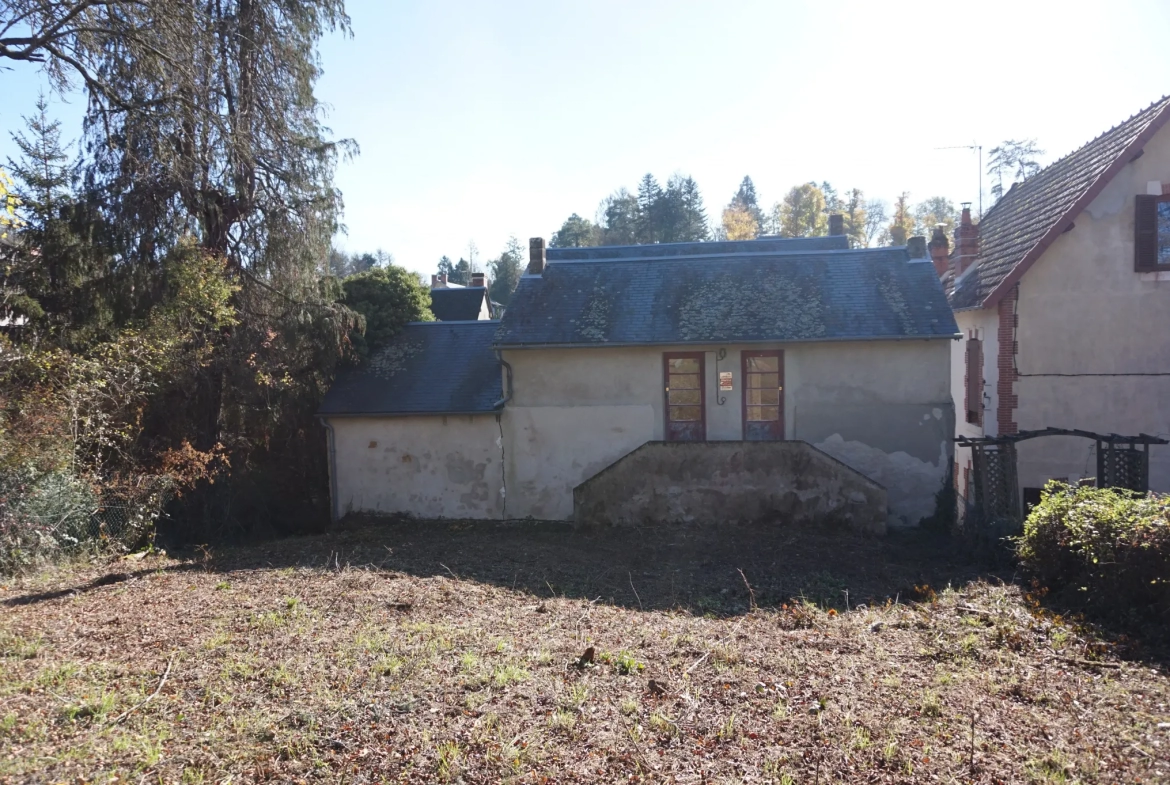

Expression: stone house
xmin=938 ymin=95 xmax=1170 ymax=513
xmin=320 ymin=228 xmax=959 ymax=528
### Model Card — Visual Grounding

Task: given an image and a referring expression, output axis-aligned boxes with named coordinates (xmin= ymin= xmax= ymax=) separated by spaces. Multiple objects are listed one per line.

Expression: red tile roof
xmin=950 ymin=96 xmax=1170 ymax=310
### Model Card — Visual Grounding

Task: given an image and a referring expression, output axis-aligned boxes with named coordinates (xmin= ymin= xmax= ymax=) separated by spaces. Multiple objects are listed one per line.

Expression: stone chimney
xmin=928 ymin=226 xmax=950 ymax=277
xmin=907 ymin=235 xmax=927 ymax=259
xmin=470 ymin=272 xmax=486 ymax=287
xmin=953 ymin=203 xmax=979 ymax=277
xmin=828 ymin=213 xmax=844 ymax=236
xmin=528 ymin=237 xmax=546 ymax=275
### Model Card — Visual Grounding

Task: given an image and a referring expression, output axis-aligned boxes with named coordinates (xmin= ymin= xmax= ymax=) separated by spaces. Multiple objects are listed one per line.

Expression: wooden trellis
xmin=956 ymin=428 xmax=1167 ymax=525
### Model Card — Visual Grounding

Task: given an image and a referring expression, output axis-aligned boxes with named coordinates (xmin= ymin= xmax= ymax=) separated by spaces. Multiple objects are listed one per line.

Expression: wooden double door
xmin=663 ymin=350 xmax=784 ymax=442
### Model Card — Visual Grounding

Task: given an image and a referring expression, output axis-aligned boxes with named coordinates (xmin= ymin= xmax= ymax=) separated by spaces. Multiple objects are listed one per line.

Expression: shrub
xmin=1016 ymin=482 xmax=1170 ymax=620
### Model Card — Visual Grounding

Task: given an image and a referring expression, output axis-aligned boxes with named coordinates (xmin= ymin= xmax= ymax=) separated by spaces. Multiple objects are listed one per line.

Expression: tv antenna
xmin=936 ymin=143 xmax=982 ymax=219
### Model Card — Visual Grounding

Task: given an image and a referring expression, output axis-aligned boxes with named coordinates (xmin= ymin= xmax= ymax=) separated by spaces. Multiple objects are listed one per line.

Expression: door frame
xmin=741 ymin=349 xmax=785 ymax=440
xmin=663 ymin=351 xmax=706 ymax=442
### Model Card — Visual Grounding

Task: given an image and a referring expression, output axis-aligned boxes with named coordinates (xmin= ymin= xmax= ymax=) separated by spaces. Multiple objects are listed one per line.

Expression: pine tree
xmin=5 ymin=93 xmax=114 ymax=331
xmin=655 ymin=174 xmax=710 ymax=243
xmin=436 ymin=255 xmax=456 ymax=281
xmin=729 ymin=176 xmax=765 ymax=234
xmin=451 ymin=258 xmax=472 ymax=285
xmin=6 ymin=94 xmax=72 ymax=230
xmin=636 ymin=174 xmax=663 ymax=244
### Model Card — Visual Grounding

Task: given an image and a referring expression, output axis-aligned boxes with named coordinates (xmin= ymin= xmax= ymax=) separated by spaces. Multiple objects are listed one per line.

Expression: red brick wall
xmin=996 ymin=285 xmax=1019 ymax=435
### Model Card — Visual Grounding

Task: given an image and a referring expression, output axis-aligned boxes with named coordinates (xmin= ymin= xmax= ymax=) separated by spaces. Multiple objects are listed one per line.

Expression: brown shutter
xmin=966 ymin=338 xmax=982 ymax=425
xmin=1135 ymin=194 xmax=1159 ymax=271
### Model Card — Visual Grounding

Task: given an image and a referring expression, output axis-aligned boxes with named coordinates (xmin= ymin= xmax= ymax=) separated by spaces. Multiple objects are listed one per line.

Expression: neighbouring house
xmin=318 ymin=320 xmax=505 ymax=517
xmin=429 ymin=272 xmax=493 ymax=320
xmin=320 ymin=227 xmax=960 ymax=528
xmin=942 ymin=95 xmax=1170 ymax=516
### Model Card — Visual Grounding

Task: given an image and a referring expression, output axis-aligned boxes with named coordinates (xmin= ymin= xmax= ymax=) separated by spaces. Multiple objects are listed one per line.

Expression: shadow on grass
xmin=171 ymin=516 xmax=1012 ymax=616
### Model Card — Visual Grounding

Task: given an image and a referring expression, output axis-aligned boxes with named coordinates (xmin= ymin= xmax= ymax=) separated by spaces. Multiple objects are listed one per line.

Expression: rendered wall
xmin=573 ymin=440 xmax=888 ymax=533
xmin=1010 ymin=123 xmax=1170 ymax=493
xmin=327 ymin=415 xmax=503 ymax=519
xmin=950 ymin=307 xmax=999 ymax=516
xmin=502 ymin=339 xmax=954 ymax=526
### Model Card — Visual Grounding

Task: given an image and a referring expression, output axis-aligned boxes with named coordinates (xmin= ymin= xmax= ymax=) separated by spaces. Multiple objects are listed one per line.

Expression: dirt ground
xmin=1 ymin=518 xmax=1168 ymax=783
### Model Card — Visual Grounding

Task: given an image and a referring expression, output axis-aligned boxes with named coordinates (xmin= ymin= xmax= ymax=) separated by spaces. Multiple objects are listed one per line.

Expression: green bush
xmin=342 ymin=266 xmax=432 ymax=357
xmin=1016 ymin=482 xmax=1170 ymax=619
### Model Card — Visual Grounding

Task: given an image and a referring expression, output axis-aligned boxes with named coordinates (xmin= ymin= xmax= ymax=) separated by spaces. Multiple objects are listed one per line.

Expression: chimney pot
xmin=907 ymin=235 xmax=927 ymax=259
xmin=470 ymin=272 xmax=486 ymax=287
xmin=828 ymin=213 xmax=845 ymax=236
xmin=953 ymin=206 xmax=979 ymax=277
xmin=528 ymin=237 xmax=546 ymax=275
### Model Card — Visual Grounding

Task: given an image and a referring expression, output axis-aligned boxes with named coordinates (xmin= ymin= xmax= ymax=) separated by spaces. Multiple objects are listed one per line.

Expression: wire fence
xmin=0 ymin=473 xmax=174 ymax=574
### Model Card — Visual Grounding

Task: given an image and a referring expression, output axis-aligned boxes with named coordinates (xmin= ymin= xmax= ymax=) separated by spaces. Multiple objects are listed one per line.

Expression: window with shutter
xmin=965 ymin=338 xmax=982 ymax=426
xmin=1135 ymin=193 xmax=1170 ymax=271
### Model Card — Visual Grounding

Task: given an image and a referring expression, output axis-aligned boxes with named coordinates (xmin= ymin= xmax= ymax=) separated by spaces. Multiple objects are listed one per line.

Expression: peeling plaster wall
xmin=1011 ymin=122 xmax=1170 ymax=493
xmin=786 ymin=340 xmax=955 ymax=528
xmin=328 ymin=415 xmax=503 ymax=518
xmin=502 ymin=339 xmax=954 ymax=525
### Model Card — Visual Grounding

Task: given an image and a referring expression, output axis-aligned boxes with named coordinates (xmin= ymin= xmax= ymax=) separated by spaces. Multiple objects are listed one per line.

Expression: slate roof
xmin=547 ymin=235 xmax=848 ymax=261
xmin=319 ymin=321 xmax=502 ymax=416
xmin=951 ymin=95 xmax=1170 ymax=309
xmin=429 ymin=286 xmax=489 ymax=321
xmin=495 ymin=243 xmax=958 ymax=347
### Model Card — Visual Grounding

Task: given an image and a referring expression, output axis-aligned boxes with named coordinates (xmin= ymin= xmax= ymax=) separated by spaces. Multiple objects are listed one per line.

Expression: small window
xmin=1134 ymin=194 xmax=1170 ymax=270
xmin=965 ymin=338 xmax=983 ymax=426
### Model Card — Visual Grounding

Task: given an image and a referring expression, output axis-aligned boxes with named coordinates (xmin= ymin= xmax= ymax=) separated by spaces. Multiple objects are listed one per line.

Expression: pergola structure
xmin=955 ymin=428 xmax=1168 ymax=523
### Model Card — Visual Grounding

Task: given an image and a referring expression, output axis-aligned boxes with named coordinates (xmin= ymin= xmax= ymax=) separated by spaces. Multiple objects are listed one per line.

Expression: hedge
xmin=1016 ymin=481 xmax=1170 ymax=620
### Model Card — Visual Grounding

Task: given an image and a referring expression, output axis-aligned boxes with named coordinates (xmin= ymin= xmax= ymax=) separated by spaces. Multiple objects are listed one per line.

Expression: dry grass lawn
xmin=1 ymin=519 xmax=1168 ymax=783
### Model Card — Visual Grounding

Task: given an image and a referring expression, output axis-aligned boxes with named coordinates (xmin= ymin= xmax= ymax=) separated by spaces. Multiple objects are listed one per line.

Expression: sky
xmin=2 ymin=0 xmax=1170 ymax=277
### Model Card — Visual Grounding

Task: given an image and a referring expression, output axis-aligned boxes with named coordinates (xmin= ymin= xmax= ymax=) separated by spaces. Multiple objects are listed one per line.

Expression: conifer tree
xmin=636 ymin=174 xmax=664 ymax=244
xmin=6 ymin=95 xmax=72 ymax=227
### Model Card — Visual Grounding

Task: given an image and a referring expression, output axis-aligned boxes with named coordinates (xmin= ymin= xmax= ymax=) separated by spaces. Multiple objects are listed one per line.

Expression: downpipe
xmin=319 ymin=417 xmax=339 ymax=523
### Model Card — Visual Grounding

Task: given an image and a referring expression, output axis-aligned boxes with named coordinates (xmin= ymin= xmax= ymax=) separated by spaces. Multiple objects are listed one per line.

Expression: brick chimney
xmin=828 ymin=213 xmax=844 ymax=236
xmin=907 ymin=235 xmax=927 ymax=259
xmin=431 ymin=274 xmax=438 ymax=288
xmin=470 ymin=272 xmax=486 ymax=287
xmin=528 ymin=237 xmax=546 ymax=275
xmin=928 ymin=226 xmax=950 ymax=277
xmin=953 ymin=203 xmax=979 ymax=277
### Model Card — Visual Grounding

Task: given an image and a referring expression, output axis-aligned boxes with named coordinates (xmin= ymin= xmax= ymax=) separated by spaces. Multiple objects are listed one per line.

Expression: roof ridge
xmin=953 ymin=94 xmax=1170 ymax=310
xmin=407 ymin=319 xmax=500 ymax=326
xmin=549 ymin=246 xmax=904 ymax=264
xmin=998 ymin=94 xmax=1170 ymax=195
